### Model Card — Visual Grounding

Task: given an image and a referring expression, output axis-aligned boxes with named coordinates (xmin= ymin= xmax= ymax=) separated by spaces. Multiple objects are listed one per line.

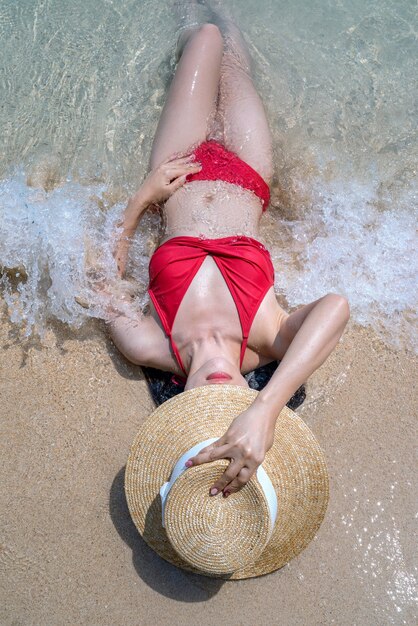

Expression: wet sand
xmin=0 ymin=311 xmax=416 ymax=625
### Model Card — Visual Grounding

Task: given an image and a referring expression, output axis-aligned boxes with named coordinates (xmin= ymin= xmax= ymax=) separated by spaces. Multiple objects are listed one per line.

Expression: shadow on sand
xmin=109 ymin=466 xmax=226 ymax=601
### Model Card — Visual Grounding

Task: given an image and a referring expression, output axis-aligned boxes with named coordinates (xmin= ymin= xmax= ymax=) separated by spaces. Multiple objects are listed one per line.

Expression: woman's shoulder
xmin=108 ymin=311 xmax=176 ymax=370
xmin=247 ymin=288 xmax=289 ymax=356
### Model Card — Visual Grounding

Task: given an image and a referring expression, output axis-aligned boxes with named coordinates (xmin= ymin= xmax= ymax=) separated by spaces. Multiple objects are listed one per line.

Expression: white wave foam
xmin=0 ymin=172 xmax=127 ymax=335
xmin=272 ymin=178 xmax=418 ymax=352
xmin=0 ymin=171 xmax=416 ymax=352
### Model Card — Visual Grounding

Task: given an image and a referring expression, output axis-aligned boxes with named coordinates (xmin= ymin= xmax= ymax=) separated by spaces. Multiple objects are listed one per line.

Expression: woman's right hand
xmin=138 ymin=153 xmax=202 ymax=206
xmin=115 ymin=153 xmax=201 ymax=277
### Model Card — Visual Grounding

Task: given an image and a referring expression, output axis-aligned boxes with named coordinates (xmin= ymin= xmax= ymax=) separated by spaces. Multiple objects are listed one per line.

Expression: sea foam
xmin=271 ymin=177 xmax=418 ymax=352
xmin=0 ymin=170 xmax=417 ymax=353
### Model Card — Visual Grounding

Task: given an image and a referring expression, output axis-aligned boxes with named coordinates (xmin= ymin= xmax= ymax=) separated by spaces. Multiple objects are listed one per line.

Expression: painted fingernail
xmin=210 ymin=488 xmax=218 ymax=496
xmin=185 ymin=460 xmax=193 ymax=468
xmin=223 ymin=491 xmax=230 ymax=498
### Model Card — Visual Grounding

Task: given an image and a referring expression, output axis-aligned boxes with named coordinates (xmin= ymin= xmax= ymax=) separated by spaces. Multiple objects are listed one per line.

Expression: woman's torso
xmin=148 ymin=181 xmax=285 ymax=374
xmin=160 ymin=180 xmax=262 ymax=242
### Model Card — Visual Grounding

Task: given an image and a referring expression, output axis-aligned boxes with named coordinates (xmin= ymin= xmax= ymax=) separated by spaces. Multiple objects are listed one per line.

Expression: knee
xmin=324 ymin=293 xmax=351 ymax=324
xmin=195 ymin=23 xmax=223 ymax=48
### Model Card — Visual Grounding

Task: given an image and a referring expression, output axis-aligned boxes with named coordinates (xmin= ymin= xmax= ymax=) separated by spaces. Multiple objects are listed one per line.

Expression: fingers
xmin=169 ymin=174 xmax=188 ymax=193
xmin=161 ymin=152 xmax=197 ymax=165
xmin=186 ymin=442 xmax=229 ymax=467
xmin=169 ymin=167 xmax=201 ymax=192
xmin=222 ymin=466 xmax=255 ymax=497
xmin=160 ymin=162 xmax=201 ymax=194
xmin=164 ymin=163 xmax=202 ymax=194
xmin=165 ymin=163 xmax=201 ymax=180
xmin=185 ymin=445 xmax=257 ymax=496
xmin=185 ymin=439 xmax=263 ymax=496
xmin=209 ymin=461 xmax=247 ymax=496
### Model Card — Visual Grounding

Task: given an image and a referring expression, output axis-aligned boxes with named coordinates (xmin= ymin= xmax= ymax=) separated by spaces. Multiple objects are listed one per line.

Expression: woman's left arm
xmin=186 ymin=293 xmax=350 ymax=496
xmin=254 ymin=293 xmax=350 ymax=418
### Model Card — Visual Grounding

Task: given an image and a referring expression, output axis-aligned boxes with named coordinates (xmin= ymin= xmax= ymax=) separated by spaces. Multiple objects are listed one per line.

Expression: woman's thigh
xmin=217 ymin=33 xmax=273 ymax=183
xmin=150 ymin=24 xmax=224 ymax=169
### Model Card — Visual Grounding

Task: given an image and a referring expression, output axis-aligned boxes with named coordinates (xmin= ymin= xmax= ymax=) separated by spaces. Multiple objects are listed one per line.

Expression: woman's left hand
xmin=185 ymin=404 xmax=276 ymax=497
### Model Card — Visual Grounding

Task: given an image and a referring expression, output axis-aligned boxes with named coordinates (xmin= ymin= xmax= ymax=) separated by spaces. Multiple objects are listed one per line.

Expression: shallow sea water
xmin=0 ymin=0 xmax=417 ymax=351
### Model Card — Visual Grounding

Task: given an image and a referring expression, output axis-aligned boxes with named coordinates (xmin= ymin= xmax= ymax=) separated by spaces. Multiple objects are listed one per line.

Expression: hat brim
xmin=125 ymin=386 xmax=329 ymax=579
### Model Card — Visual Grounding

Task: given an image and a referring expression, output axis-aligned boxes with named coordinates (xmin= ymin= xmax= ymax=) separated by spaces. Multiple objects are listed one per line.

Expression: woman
xmin=108 ymin=19 xmax=349 ymax=499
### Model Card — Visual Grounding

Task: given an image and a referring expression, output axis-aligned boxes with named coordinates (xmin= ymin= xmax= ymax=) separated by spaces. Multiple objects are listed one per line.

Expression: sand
xmin=0 ymin=311 xmax=417 ymax=626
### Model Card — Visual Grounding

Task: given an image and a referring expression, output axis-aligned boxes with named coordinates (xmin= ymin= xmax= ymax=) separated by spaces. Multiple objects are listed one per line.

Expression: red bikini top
xmin=185 ymin=141 xmax=271 ymax=210
xmin=148 ymin=235 xmax=275 ymax=377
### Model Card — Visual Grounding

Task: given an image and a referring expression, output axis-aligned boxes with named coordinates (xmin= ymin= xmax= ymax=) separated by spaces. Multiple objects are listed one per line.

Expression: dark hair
xmin=142 ymin=360 xmax=306 ymax=410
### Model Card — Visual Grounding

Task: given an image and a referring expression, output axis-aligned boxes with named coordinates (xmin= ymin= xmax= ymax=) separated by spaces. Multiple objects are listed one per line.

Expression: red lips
xmin=206 ymin=371 xmax=232 ymax=381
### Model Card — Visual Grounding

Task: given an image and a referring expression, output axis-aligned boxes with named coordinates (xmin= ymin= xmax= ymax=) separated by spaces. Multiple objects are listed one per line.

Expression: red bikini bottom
xmin=185 ymin=140 xmax=270 ymax=210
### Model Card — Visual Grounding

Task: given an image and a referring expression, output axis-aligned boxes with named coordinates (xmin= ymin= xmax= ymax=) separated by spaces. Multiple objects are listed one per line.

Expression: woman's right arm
xmin=114 ymin=154 xmax=201 ymax=277
xmin=107 ymin=154 xmax=202 ymax=365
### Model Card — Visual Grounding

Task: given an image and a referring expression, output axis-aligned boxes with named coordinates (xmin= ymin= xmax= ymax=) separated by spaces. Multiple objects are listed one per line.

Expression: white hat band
xmin=159 ymin=437 xmax=278 ymax=538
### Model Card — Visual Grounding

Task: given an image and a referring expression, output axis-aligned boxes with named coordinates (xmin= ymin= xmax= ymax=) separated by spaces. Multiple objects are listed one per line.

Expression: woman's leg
xmin=150 ymin=23 xmax=224 ymax=169
xmin=216 ymin=19 xmax=273 ymax=183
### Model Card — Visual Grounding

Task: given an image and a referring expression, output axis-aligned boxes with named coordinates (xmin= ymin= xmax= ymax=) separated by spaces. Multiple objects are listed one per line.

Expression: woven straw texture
xmin=165 ymin=461 xmax=272 ymax=574
xmin=125 ymin=386 xmax=329 ymax=579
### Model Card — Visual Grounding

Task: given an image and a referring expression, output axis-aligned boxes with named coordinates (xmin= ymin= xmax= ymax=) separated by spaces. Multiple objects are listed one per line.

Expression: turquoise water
xmin=0 ymin=0 xmax=417 ymax=351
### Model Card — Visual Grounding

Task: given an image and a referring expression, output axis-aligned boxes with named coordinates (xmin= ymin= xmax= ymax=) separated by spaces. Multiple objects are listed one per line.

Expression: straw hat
xmin=125 ymin=386 xmax=329 ymax=579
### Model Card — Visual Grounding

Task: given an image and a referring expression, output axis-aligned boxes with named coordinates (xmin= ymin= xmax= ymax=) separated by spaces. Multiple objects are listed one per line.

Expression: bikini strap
xmin=170 ymin=335 xmax=188 ymax=378
xmin=239 ymin=336 xmax=249 ymax=369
